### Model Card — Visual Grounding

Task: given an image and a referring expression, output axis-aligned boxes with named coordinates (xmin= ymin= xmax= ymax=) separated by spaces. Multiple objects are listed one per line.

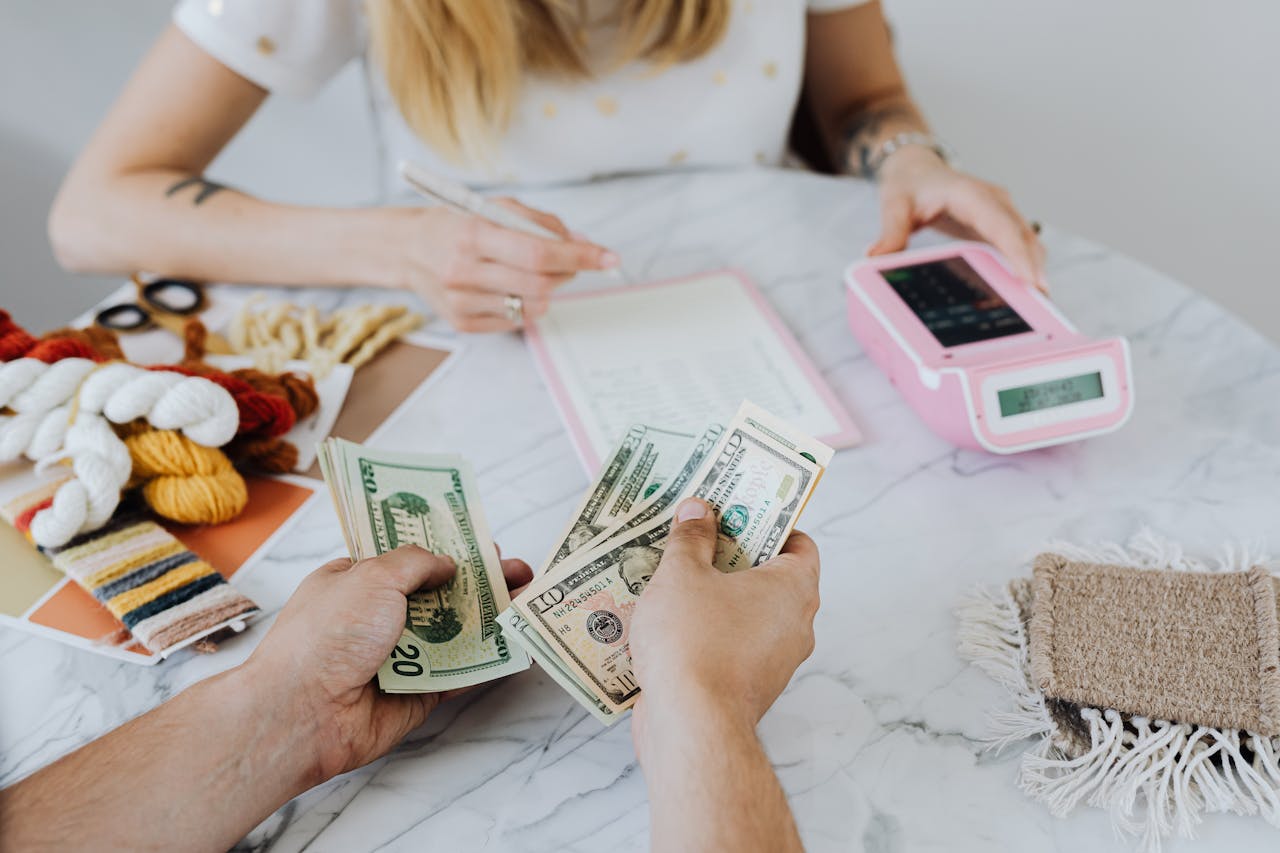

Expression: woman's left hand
xmin=868 ymin=147 xmax=1048 ymax=292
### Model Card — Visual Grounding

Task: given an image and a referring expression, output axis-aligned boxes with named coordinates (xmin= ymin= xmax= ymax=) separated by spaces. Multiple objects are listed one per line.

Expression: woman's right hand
xmin=387 ymin=199 xmax=619 ymax=332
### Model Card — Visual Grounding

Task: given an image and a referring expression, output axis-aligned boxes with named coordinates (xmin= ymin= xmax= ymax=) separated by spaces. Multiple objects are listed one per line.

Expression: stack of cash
xmin=502 ymin=401 xmax=832 ymax=723
xmin=318 ymin=439 xmax=530 ymax=692
xmin=317 ymin=401 xmax=831 ymax=722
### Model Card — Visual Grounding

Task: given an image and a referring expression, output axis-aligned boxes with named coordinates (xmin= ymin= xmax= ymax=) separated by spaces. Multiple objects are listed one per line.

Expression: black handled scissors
xmin=94 ymin=275 xmax=206 ymax=333
xmin=94 ymin=275 xmax=232 ymax=354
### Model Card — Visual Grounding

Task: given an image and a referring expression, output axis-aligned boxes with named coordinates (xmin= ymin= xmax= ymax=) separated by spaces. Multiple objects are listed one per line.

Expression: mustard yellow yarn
xmin=125 ymin=429 xmax=248 ymax=525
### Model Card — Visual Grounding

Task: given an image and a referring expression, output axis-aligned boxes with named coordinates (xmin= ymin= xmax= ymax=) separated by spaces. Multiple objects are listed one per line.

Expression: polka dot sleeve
xmin=173 ymin=0 xmax=362 ymax=97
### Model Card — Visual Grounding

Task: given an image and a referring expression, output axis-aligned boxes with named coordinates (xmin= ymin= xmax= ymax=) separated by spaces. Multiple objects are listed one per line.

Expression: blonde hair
xmin=367 ymin=0 xmax=731 ymax=162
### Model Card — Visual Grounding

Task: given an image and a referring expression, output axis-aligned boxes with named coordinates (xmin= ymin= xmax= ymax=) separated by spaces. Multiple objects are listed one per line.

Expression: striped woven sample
xmin=6 ymin=486 xmax=259 ymax=656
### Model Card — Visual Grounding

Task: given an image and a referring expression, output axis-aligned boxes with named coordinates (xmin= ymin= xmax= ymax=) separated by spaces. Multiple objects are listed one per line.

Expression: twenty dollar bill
xmin=318 ymin=438 xmax=529 ymax=693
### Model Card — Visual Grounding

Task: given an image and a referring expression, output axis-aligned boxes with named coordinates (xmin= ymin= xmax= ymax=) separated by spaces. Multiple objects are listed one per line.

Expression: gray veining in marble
xmin=2 ymin=168 xmax=1278 ymax=852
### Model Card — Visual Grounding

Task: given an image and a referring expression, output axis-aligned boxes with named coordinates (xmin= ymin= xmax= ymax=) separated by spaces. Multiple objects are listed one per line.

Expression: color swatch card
xmin=525 ymin=270 xmax=861 ymax=471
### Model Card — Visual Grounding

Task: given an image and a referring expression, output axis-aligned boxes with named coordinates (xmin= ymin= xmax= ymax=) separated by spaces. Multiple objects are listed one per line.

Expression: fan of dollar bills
xmin=318 ymin=401 xmax=831 ymax=725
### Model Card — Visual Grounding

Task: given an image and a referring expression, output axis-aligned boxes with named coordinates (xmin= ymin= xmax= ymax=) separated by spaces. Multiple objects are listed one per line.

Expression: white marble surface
xmin=3 ymin=168 xmax=1279 ymax=852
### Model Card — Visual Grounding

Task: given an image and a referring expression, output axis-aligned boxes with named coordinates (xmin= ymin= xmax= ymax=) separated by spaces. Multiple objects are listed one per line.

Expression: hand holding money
xmin=243 ymin=544 xmax=531 ymax=778
xmin=628 ymin=498 xmax=821 ymax=731
xmin=318 ymin=438 xmax=532 ymax=693
xmin=317 ymin=401 xmax=829 ymax=725
xmin=503 ymin=401 xmax=832 ymax=723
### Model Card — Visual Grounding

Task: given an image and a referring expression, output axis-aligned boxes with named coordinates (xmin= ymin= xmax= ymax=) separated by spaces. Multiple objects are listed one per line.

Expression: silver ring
xmin=503 ymin=294 xmax=524 ymax=326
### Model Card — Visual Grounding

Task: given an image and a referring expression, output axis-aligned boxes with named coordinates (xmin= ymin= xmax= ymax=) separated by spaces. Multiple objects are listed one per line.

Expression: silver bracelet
xmin=868 ymin=132 xmax=952 ymax=178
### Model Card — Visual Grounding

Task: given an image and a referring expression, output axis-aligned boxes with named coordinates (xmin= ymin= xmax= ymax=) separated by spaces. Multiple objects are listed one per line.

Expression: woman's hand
xmin=242 ymin=545 xmax=534 ymax=781
xmin=386 ymin=199 xmax=619 ymax=332
xmin=869 ymin=147 xmax=1048 ymax=292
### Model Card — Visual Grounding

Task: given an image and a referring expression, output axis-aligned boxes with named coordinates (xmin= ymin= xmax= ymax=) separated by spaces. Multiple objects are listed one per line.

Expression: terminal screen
xmin=881 ymin=257 xmax=1032 ymax=348
xmin=998 ymin=372 xmax=1104 ymax=416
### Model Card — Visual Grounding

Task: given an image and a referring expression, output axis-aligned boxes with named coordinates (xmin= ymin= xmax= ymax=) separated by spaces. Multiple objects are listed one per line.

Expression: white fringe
xmin=956 ymin=529 xmax=1280 ymax=852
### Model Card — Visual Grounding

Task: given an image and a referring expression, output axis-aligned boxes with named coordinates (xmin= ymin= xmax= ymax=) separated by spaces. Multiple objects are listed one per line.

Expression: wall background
xmin=882 ymin=0 xmax=1279 ymax=343
xmin=2 ymin=0 xmax=1276 ymax=340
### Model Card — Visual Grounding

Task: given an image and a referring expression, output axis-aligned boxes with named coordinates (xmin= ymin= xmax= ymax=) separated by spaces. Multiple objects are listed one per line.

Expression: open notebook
xmin=526 ymin=269 xmax=861 ymax=471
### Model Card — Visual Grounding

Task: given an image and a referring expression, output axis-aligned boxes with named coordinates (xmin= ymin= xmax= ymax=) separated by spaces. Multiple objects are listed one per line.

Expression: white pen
xmin=398 ymin=160 xmax=624 ymax=279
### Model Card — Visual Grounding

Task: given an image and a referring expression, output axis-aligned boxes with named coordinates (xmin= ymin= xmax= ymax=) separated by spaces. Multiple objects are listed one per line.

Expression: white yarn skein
xmin=78 ymin=364 xmax=238 ymax=447
xmin=0 ymin=358 xmax=96 ymax=463
xmin=0 ymin=354 xmax=237 ymax=548
xmin=28 ymin=480 xmax=90 ymax=549
xmin=29 ymin=413 xmax=132 ymax=549
xmin=25 ymin=406 xmax=73 ymax=460
xmin=75 ymin=363 xmax=138 ymax=414
xmin=0 ymin=406 xmax=73 ymax=462
xmin=146 ymin=376 xmax=239 ymax=446
xmin=0 ymin=413 xmax=40 ymax=461
xmin=0 ymin=359 xmax=48 ymax=408
xmin=7 ymin=359 xmax=96 ymax=412
xmin=98 ymin=369 xmax=183 ymax=418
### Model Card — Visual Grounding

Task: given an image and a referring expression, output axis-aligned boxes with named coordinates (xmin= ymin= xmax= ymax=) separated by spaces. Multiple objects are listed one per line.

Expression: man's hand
xmin=628 ymin=498 xmax=819 ymax=853
xmin=243 ymin=545 xmax=533 ymax=781
xmin=630 ymin=498 xmax=821 ymax=738
xmin=0 ymin=545 xmax=534 ymax=853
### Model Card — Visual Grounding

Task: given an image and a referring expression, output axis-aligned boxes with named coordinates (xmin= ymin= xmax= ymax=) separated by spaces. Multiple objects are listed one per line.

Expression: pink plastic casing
xmin=845 ymin=242 xmax=1134 ymax=453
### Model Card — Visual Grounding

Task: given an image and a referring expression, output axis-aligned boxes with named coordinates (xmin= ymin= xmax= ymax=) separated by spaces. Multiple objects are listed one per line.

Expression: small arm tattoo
xmin=165 ymin=176 xmax=228 ymax=205
xmin=840 ymin=105 xmax=918 ymax=178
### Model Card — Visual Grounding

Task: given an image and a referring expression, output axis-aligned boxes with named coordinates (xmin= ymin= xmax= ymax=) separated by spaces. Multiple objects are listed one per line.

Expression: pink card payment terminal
xmin=845 ymin=242 xmax=1133 ymax=453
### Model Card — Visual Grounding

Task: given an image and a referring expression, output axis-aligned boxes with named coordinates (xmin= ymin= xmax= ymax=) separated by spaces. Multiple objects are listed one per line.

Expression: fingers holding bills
xmin=318 ymin=438 xmax=530 ymax=693
xmin=316 ymin=400 xmax=829 ymax=722
xmin=504 ymin=401 xmax=832 ymax=722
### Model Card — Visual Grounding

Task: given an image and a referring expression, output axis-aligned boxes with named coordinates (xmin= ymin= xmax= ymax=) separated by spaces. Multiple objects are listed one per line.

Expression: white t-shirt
xmin=175 ymin=0 xmax=867 ymax=190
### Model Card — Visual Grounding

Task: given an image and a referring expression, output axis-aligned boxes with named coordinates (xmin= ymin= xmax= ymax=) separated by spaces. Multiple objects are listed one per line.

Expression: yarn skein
xmin=0 ymin=357 xmax=97 ymax=412
xmin=42 ymin=325 xmax=125 ymax=361
xmin=0 ymin=311 xmax=39 ymax=361
xmin=161 ymin=364 xmax=296 ymax=438
xmin=7 ymin=361 xmax=236 ymax=546
xmin=0 ymin=358 xmax=98 ymax=464
xmin=125 ymin=429 xmax=248 ymax=525
xmin=77 ymin=362 xmax=238 ymax=448
xmin=28 ymin=413 xmax=133 ymax=548
xmin=0 ymin=311 xmax=114 ymax=364
xmin=180 ymin=319 xmax=317 ymax=435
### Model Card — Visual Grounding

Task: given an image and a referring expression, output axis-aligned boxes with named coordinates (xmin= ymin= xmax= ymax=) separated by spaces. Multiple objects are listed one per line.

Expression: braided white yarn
xmin=0 ymin=407 xmax=72 ymax=462
xmin=0 ymin=358 xmax=98 ymax=463
xmin=0 ymin=358 xmax=96 ymax=412
xmin=0 ymin=356 xmax=237 ymax=547
xmin=0 ymin=361 xmax=238 ymax=464
xmin=29 ymin=413 xmax=132 ymax=548
xmin=77 ymin=364 xmax=237 ymax=447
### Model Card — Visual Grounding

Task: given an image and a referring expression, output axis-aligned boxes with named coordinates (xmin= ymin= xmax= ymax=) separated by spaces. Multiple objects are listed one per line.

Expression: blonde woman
xmin=51 ymin=0 xmax=1045 ymax=332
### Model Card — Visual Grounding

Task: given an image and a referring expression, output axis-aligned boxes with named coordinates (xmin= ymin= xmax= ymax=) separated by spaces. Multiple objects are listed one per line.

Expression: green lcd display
xmin=997 ymin=372 xmax=1104 ymax=416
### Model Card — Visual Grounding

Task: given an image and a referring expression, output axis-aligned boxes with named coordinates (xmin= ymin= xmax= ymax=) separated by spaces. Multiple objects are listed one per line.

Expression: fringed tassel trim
xmin=956 ymin=529 xmax=1280 ymax=853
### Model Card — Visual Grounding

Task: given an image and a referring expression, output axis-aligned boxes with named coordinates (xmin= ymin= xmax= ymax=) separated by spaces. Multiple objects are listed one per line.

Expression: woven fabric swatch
xmin=6 ymin=485 xmax=258 ymax=656
xmin=1028 ymin=553 xmax=1280 ymax=736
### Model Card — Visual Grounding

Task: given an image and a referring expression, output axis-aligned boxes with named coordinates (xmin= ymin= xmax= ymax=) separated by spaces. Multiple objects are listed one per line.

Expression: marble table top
xmin=3 ymin=168 xmax=1279 ymax=852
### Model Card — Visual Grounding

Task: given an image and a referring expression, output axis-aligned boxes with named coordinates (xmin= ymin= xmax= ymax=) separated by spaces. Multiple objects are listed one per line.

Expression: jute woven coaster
xmin=1027 ymin=553 xmax=1280 ymax=736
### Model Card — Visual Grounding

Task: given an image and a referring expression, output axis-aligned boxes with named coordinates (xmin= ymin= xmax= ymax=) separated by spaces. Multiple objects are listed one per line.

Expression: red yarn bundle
xmin=158 ymin=363 xmax=297 ymax=438
xmin=0 ymin=310 xmax=38 ymax=361
xmin=0 ymin=312 xmax=127 ymax=364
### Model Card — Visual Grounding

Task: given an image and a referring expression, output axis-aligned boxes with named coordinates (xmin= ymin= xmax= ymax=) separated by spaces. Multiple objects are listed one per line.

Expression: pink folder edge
xmin=524 ymin=268 xmax=862 ymax=474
